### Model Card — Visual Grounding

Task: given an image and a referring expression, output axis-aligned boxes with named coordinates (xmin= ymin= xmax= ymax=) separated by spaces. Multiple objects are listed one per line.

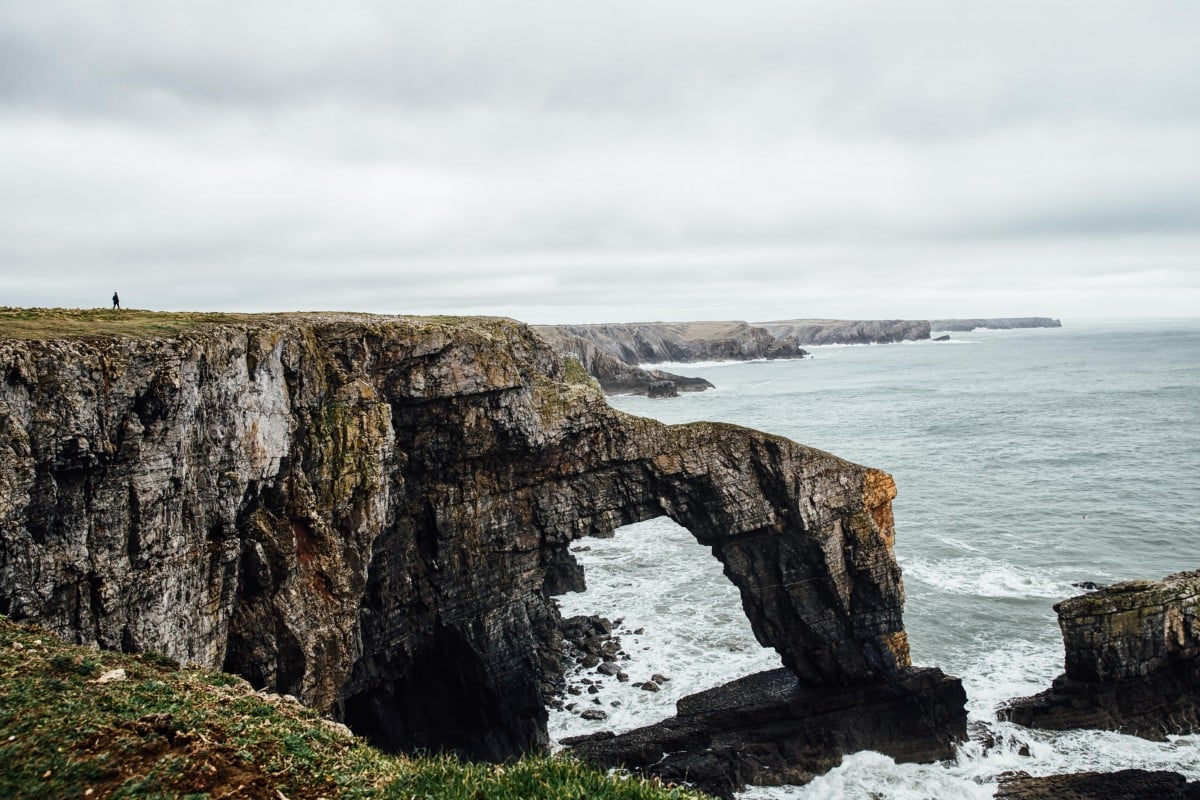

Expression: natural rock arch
xmin=0 ymin=315 xmax=916 ymax=766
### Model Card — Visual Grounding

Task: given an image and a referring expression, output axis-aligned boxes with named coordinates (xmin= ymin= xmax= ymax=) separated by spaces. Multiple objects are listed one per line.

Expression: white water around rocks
xmin=547 ymin=320 xmax=1200 ymax=799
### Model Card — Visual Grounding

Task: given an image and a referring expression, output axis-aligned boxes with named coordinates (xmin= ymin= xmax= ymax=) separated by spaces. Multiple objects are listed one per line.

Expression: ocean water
xmin=547 ymin=320 xmax=1200 ymax=798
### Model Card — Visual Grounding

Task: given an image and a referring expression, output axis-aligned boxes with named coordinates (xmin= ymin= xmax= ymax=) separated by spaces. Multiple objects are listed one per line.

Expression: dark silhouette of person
xmin=112 ymin=291 xmax=120 ymax=310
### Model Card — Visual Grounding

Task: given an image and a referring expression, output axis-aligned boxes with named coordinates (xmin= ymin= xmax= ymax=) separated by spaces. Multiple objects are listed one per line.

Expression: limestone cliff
xmin=756 ymin=319 xmax=931 ymax=345
xmin=0 ymin=310 xmax=948 ymax=771
xmin=1002 ymin=570 xmax=1200 ymax=738
xmin=929 ymin=317 xmax=1062 ymax=332
xmin=535 ymin=321 xmax=807 ymax=366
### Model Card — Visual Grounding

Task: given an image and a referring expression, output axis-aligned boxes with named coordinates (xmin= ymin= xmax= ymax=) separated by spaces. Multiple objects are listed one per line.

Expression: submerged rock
xmin=1002 ymin=570 xmax=1200 ymax=738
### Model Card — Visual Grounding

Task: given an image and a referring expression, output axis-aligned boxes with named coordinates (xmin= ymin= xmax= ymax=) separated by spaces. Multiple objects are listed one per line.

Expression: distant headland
xmin=535 ymin=316 xmax=1062 ymax=396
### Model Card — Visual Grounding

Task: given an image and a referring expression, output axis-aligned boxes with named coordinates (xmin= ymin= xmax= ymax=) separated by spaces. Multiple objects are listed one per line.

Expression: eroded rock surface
xmin=0 ymin=312 xmax=932 ymax=765
xmin=566 ymin=667 xmax=967 ymax=799
xmin=536 ymin=321 xmax=807 ymax=366
xmin=930 ymin=317 xmax=1062 ymax=332
xmin=756 ymin=318 xmax=931 ymax=345
xmin=995 ymin=769 xmax=1200 ymax=800
xmin=1002 ymin=570 xmax=1200 ymax=739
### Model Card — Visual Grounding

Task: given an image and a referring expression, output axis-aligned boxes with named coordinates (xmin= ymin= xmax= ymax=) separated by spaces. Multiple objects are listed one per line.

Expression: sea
xmin=546 ymin=319 xmax=1200 ymax=799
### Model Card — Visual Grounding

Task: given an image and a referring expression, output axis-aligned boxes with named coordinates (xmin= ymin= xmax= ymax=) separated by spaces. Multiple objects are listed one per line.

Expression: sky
xmin=1 ymin=0 xmax=1198 ymax=324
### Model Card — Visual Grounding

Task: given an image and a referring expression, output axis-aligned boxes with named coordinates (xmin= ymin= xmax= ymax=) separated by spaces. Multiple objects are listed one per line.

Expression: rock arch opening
xmin=548 ymin=515 xmax=783 ymax=741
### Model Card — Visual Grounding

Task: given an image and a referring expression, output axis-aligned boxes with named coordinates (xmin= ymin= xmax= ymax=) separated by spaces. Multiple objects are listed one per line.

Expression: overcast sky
xmin=2 ymin=1 xmax=1198 ymax=323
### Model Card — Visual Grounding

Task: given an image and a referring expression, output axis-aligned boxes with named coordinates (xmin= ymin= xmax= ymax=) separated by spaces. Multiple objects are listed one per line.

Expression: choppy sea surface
xmin=547 ymin=319 xmax=1200 ymax=799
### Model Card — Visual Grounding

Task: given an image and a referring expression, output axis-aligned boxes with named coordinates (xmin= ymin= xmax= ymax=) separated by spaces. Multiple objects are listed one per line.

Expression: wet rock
xmin=568 ymin=667 xmax=967 ymax=799
xmin=647 ymin=380 xmax=679 ymax=399
xmin=597 ymin=662 xmax=621 ymax=677
xmin=1002 ymin=570 xmax=1200 ymax=738
xmin=581 ymin=709 xmax=608 ymax=721
xmin=995 ymin=769 xmax=1200 ymax=799
xmin=651 ymin=673 xmax=669 ymax=684
xmin=637 ymin=682 xmax=660 ymax=692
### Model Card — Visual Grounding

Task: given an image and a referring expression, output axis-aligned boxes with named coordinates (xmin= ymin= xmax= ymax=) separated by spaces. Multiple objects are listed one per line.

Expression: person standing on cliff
xmin=112 ymin=291 xmax=120 ymax=310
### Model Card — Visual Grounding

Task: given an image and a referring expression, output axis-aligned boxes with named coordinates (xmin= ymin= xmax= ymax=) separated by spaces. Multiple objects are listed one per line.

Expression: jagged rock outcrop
xmin=756 ymin=319 xmax=931 ymax=345
xmin=995 ymin=770 xmax=1200 ymax=800
xmin=1002 ymin=570 xmax=1200 ymax=739
xmin=0 ymin=310 xmax=958 ymax=773
xmin=567 ymin=666 xmax=966 ymax=799
xmin=542 ymin=332 xmax=714 ymax=396
xmin=929 ymin=317 xmax=1062 ymax=331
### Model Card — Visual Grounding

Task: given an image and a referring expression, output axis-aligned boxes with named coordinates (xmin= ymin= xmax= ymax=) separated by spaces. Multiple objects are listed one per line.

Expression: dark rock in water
xmin=995 ymin=769 xmax=1200 ymax=799
xmin=580 ymin=709 xmax=608 ymax=721
xmin=647 ymin=380 xmax=678 ymax=398
xmin=566 ymin=667 xmax=967 ymax=799
xmin=933 ymin=334 xmax=951 ymax=342
xmin=1071 ymin=581 xmax=1106 ymax=591
xmin=1002 ymin=570 xmax=1200 ymax=738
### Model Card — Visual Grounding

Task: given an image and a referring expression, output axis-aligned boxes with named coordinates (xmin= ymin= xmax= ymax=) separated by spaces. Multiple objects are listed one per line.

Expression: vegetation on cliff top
xmin=0 ymin=308 xmax=532 ymax=341
xmin=0 ymin=616 xmax=712 ymax=800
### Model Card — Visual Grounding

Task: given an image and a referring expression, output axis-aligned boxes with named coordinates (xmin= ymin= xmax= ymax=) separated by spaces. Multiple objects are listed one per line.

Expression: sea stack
xmin=1002 ymin=570 xmax=1200 ymax=738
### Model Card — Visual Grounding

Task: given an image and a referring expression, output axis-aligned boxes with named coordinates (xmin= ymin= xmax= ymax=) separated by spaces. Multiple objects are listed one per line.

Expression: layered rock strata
xmin=756 ymin=319 xmax=931 ymax=345
xmin=0 ymin=311 xmax=957 ymax=771
xmin=546 ymin=332 xmax=714 ymax=396
xmin=567 ymin=666 xmax=967 ymax=799
xmin=995 ymin=769 xmax=1200 ymax=800
xmin=930 ymin=317 xmax=1062 ymax=332
xmin=1002 ymin=570 xmax=1200 ymax=739
xmin=535 ymin=321 xmax=807 ymax=366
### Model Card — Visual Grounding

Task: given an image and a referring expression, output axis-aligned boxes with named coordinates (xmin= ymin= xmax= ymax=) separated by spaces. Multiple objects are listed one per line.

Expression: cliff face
xmin=535 ymin=321 xmax=807 ymax=365
xmin=756 ymin=319 xmax=931 ymax=345
xmin=1002 ymin=570 xmax=1200 ymax=738
xmin=0 ymin=312 xmax=922 ymax=763
xmin=537 ymin=332 xmax=715 ymax=396
xmin=929 ymin=317 xmax=1062 ymax=332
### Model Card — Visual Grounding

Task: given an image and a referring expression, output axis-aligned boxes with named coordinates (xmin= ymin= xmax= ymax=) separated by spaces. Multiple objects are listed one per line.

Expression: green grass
xmin=0 ymin=307 xmax=249 ymax=339
xmin=0 ymin=616 xmax=710 ymax=800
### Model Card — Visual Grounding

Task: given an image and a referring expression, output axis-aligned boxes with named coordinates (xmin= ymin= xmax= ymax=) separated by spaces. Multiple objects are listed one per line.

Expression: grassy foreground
xmin=0 ymin=616 xmax=710 ymax=800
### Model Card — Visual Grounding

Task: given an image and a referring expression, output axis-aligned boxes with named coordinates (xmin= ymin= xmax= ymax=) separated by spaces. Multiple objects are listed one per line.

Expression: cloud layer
xmin=2 ymin=1 xmax=1198 ymax=321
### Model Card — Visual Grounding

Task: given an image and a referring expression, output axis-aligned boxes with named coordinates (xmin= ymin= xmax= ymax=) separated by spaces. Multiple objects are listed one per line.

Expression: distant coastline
xmin=535 ymin=316 xmax=1061 ymax=395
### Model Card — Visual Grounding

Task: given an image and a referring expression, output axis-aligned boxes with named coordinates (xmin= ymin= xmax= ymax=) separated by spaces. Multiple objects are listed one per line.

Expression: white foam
xmin=548 ymin=517 xmax=782 ymax=743
xmin=901 ymin=557 xmax=1086 ymax=599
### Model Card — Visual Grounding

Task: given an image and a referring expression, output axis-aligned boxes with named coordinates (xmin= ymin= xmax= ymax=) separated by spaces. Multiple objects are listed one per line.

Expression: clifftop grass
xmin=0 ymin=616 xmax=710 ymax=800
xmin=0 ymin=308 xmax=531 ymax=341
xmin=0 ymin=307 xmax=250 ymax=339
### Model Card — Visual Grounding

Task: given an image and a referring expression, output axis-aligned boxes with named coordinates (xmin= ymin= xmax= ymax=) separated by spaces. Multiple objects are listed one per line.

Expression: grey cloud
xmin=1 ymin=1 xmax=1198 ymax=321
